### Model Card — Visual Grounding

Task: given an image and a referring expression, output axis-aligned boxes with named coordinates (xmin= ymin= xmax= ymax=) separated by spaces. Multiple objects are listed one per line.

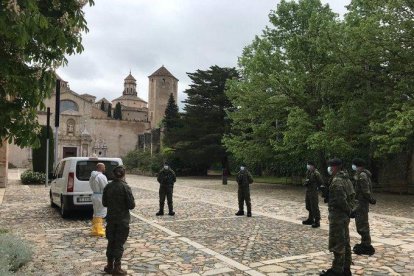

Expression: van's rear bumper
xmin=62 ymin=195 xmax=93 ymax=211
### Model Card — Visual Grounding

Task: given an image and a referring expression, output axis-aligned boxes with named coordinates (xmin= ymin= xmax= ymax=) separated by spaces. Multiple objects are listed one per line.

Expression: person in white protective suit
xmin=89 ymin=163 xmax=108 ymax=237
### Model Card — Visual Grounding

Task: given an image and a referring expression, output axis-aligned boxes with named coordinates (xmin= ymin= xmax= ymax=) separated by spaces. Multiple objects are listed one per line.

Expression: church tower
xmin=148 ymin=66 xmax=178 ymax=128
xmin=123 ymin=71 xmax=138 ymax=96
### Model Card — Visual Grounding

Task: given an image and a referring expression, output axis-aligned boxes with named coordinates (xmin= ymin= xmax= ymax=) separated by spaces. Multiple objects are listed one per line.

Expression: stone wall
xmin=148 ymin=76 xmax=178 ymax=128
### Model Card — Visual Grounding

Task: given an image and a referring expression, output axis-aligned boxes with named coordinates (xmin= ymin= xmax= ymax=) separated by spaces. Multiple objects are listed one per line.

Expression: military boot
xmin=104 ymin=259 xmax=114 ymax=274
xmin=156 ymin=210 xmax=164 ymax=216
xmin=112 ymin=261 xmax=127 ymax=275
xmin=235 ymin=210 xmax=244 ymax=216
xmin=302 ymin=217 xmax=314 ymax=225
xmin=319 ymin=268 xmax=343 ymax=276
xmin=247 ymin=212 xmax=252 ymax=217
xmin=354 ymin=244 xmax=375 ymax=255
xmin=312 ymin=219 xmax=320 ymax=228
xmin=168 ymin=210 xmax=175 ymax=216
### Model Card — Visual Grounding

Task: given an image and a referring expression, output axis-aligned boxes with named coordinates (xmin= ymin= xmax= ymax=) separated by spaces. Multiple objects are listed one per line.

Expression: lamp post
xmin=54 ymin=79 xmax=61 ymax=168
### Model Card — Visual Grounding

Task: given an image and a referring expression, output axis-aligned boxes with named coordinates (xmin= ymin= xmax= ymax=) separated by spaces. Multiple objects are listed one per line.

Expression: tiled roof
xmin=112 ymin=94 xmax=147 ymax=103
xmin=148 ymin=66 xmax=178 ymax=80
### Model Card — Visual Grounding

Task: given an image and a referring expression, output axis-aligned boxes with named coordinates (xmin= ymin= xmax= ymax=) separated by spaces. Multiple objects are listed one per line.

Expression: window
xmin=60 ymin=100 xmax=78 ymax=112
xmin=56 ymin=161 xmax=66 ymax=178
xmin=75 ymin=160 xmax=119 ymax=181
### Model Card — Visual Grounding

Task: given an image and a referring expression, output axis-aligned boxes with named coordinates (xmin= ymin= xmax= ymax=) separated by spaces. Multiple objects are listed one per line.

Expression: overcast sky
xmin=57 ymin=0 xmax=350 ymax=109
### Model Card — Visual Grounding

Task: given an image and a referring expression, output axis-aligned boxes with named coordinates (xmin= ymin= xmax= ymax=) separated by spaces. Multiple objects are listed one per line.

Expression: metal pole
xmin=54 ymin=79 xmax=61 ymax=167
xmin=45 ymin=108 xmax=50 ymax=187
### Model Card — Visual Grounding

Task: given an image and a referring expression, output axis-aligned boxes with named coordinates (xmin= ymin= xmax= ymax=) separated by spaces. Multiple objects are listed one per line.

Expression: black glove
xmin=303 ymin=179 xmax=310 ymax=186
xmin=369 ymin=197 xmax=377 ymax=205
xmin=350 ymin=210 xmax=356 ymax=219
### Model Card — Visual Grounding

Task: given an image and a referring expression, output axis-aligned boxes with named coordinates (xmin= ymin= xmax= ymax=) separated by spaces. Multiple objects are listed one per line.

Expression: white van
xmin=50 ymin=157 xmax=123 ymax=218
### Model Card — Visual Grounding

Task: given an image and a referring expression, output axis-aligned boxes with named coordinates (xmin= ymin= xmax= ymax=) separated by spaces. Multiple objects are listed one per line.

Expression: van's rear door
xmin=74 ymin=160 xmax=120 ymax=193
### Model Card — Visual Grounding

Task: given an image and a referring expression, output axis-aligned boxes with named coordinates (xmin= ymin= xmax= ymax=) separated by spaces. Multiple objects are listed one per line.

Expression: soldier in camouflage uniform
xmin=302 ymin=161 xmax=324 ymax=228
xmin=235 ymin=164 xmax=254 ymax=217
xmin=351 ymin=158 xmax=376 ymax=255
xmin=102 ymin=166 xmax=135 ymax=275
xmin=321 ymin=158 xmax=355 ymax=276
xmin=156 ymin=163 xmax=176 ymax=216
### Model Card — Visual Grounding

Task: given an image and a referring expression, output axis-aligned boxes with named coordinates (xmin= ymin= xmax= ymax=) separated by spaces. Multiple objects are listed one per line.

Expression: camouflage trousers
xmin=159 ymin=185 xmax=174 ymax=212
xmin=328 ymin=213 xmax=351 ymax=274
xmin=305 ymin=191 xmax=320 ymax=221
xmin=106 ymin=222 xmax=130 ymax=262
xmin=355 ymin=203 xmax=371 ymax=246
xmin=238 ymin=185 xmax=251 ymax=213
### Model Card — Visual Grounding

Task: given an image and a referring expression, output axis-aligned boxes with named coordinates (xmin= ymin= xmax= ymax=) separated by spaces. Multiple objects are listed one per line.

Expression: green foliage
xmin=0 ymin=0 xmax=94 ymax=148
xmin=0 ymin=234 xmax=33 ymax=273
xmin=224 ymin=0 xmax=414 ymax=177
xmin=166 ymin=66 xmax=239 ymax=175
xmin=21 ymin=170 xmax=46 ymax=184
xmin=100 ymin=101 xmax=105 ymax=111
xmin=107 ymin=103 xmax=112 ymax=117
xmin=123 ymin=150 xmax=164 ymax=175
xmin=162 ymin=93 xmax=180 ymax=147
xmin=32 ymin=126 xmax=54 ymax=173
xmin=113 ymin=102 xmax=122 ymax=120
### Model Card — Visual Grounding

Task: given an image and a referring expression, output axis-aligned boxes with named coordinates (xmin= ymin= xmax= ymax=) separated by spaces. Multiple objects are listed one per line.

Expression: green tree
xmin=162 ymin=93 xmax=181 ymax=147
xmin=113 ymin=102 xmax=122 ymax=120
xmin=172 ymin=66 xmax=239 ymax=175
xmin=224 ymin=0 xmax=341 ymax=174
xmin=107 ymin=103 xmax=112 ymax=118
xmin=32 ymin=126 xmax=54 ymax=173
xmin=0 ymin=0 xmax=94 ymax=147
xmin=100 ymin=101 xmax=105 ymax=111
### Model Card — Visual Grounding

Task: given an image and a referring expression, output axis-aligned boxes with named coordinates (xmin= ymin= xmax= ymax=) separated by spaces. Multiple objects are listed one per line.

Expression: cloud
xmin=57 ymin=0 xmax=350 ymax=110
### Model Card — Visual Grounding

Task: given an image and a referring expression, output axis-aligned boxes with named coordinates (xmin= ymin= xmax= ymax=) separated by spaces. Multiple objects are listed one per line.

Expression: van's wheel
xmin=60 ymin=196 xmax=70 ymax=218
xmin=50 ymin=190 xmax=57 ymax=208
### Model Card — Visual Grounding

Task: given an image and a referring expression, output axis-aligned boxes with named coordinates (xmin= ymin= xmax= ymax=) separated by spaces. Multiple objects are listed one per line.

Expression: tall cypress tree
xmin=107 ymin=103 xmax=112 ymax=118
xmin=114 ymin=102 xmax=122 ymax=120
xmin=162 ymin=93 xmax=181 ymax=146
xmin=100 ymin=101 xmax=105 ymax=111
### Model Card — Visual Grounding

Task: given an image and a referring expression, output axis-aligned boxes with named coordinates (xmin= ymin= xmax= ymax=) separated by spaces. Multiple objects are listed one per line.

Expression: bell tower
xmin=123 ymin=71 xmax=137 ymax=96
xmin=148 ymin=66 xmax=178 ymax=128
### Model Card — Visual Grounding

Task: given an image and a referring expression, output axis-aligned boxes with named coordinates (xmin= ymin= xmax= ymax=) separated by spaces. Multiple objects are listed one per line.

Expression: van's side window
xmin=57 ymin=161 xmax=66 ymax=178
xmin=54 ymin=162 xmax=61 ymax=178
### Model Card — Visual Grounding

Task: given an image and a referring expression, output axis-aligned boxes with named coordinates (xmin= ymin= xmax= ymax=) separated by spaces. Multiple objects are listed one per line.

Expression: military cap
xmin=113 ymin=165 xmax=126 ymax=178
xmin=307 ymin=161 xmax=316 ymax=166
xmin=327 ymin=158 xmax=342 ymax=166
xmin=352 ymin=158 xmax=366 ymax=167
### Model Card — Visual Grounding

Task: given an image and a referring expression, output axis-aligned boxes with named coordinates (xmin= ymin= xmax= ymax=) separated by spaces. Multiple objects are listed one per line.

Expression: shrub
xmin=21 ymin=170 xmax=45 ymax=184
xmin=0 ymin=234 xmax=32 ymax=273
xmin=124 ymin=150 xmax=165 ymax=175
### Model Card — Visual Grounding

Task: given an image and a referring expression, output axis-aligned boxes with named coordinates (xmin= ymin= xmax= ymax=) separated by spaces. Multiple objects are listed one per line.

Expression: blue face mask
xmin=164 ymin=166 xmax=169 ymax=170
xmin=352 ymin=164 xmax=357 ymax=171
xmin=306 ymin=164 xmax=312 ymax=170
xmin=240 ymin=166 xmax=245 ymax=171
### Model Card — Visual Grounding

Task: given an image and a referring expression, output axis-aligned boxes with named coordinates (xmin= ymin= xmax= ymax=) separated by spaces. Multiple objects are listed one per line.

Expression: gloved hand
xmin=369 ymin=197 xmax=377 ymax=205
xmin=303 ymin=179 xmax=310 ymax=186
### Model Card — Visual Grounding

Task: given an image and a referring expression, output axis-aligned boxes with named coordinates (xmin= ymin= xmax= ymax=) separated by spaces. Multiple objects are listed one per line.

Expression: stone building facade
xmin=7 ymin=66 xmax=178 ymax=171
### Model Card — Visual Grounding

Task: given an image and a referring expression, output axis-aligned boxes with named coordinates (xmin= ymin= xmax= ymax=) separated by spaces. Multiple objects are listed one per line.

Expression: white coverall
xmin=89 ymin=171 xmax=108 ymax=217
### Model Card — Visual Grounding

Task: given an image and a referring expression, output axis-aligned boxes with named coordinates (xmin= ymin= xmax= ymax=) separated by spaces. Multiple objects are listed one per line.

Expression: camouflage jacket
xmin=328 ymin=170 xmax=355 ymax=216
xmin=353 ymin=169 xmax=373 ymax=203
xmin=305 ymin=169 xmax=324 ymax=192
xmin=102 ymin=179 xmax=135 ymax=224
xmin=157 ymin=168 xmax=176 ymax=186
xmin=236 ymin=170 xmax=254 ymax=187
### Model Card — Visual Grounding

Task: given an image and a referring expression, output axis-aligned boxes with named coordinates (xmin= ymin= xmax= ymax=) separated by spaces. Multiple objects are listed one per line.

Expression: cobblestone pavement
xmin=0 ymin=170 xmax=413 ymax=275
